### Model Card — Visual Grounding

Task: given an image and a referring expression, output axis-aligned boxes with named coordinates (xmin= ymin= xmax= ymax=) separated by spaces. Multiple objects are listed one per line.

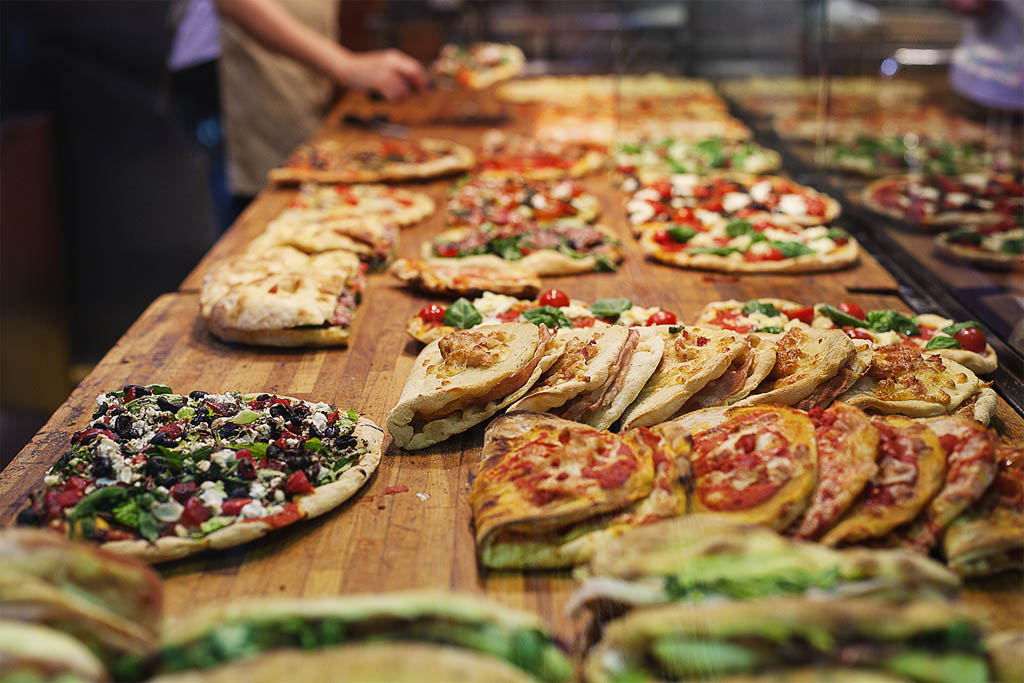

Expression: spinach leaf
xmin=589 ymin=298 xmax=632 ymax=317
xmin=522 ymin=306 xmax=572 ymax=329
xmin=304 ymin=437 xmax=322 ymax=452
xmin=686 ymin=246 xmax=742 ymax=256
xmin=749 ymin=232 xmax=767 ymax=244
xmin=594 ymin=254 xmax=619 ymax=272
xmin=725 ymin=220 xmax=752 ymax=237
xmin=940 ymin=321 xmax=980 ymax=335
xmin=69 ymin=487 xmax=127 ymax=522
xmin=443 ymin=298 xmax=482 ymax=329
xmin=113 ymin=499 xmax=142 ymax=528
xmin=489 ymin=236 xmax=522 ymax=261
xmin=741 ymin=301 xmax=779 ymax=317
xmin=231 ymin=410 xmax=260 ymax=425
xmin=818 ymin=304 xmax=867 ymax=328
xmin=925 ymin=336 xmax=961 ymax=350
xmin=667 ymin=225 xmax=697 ymax=243
xmin=137 ymin=511 xmax=160 ymax=542
xmin=1001 ymin=238 xmax=1023 ymax=255
xmin=147 ymin=384 xmax=173 ymax=395
xmin=769 ymin=241 xmax=815 ymax=258
xmin=865 ymin=310 xmax=919 ymax=336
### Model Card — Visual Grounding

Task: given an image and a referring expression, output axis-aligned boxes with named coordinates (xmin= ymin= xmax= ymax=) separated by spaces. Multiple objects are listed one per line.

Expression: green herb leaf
xmin=231 ymin=410 xmax=260 ymax=425
xmin=489 ymin=236 xmax=522 ymax=261
xmin=1000 ymin=238 xmax=1023 ymax=255
xmin=147 ymin=384 xmax=173 ymax=395
xmin=940 ymin=321 xmax=980 ymax=335
xmin=199 ymin=517 xmax=232 ymax=535
xmin=69 ymin=487 xmax=127 ymax=522
xmin=112 ymin=499 xmax=142 ymax=528
xmin=443 ymin=298 xmax=483 ymax=329
xmin=667 ymin=225 xmax=697 ymax=243
xmin=304 ymin=438 xmax=322 ymax=452
xmin=818 ymin=304 xmax=867 ymax=328
xmin=175 ymin=406 xmax=196 ymax=420
xmin=865 ymin=310 xmax=919 ymax=336
xmin=668 ymin=325 xmax=683 ymax=333
xmin=826 ymin=228 xmax=850 ymax=241
xmin=619 ymin=142 xmax=642 ymax=154
xmin=754 ymin=326 xmax=784 ymax=334
xmin=589 ymin=298 xmax=632 ymax=317
xmin=594 ymin=254 xmax=619 ymax=272
xmin=137 ymin=511 xmax=160 ymax=542
xmin=749 ymin=232 xmax=767 ymax=244
xmin=769 ymin=241 xmax=815 ymax=258
xmin=925 ymin=336 xmax=961 ymax=350
xmin=522 ymin=306 xmax=572 ymax=329
xmin=686 ymin=246 xmax=742 ymax=256
xmin=725 ymin=220 xmax=752 ymax=237
xmin=742 ymin=301 xmax=779 ymax=317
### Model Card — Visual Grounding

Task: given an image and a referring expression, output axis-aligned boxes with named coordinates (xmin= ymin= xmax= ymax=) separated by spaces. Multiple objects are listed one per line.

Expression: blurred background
xmin=0 ymin=0 xmax=1015 ymax=467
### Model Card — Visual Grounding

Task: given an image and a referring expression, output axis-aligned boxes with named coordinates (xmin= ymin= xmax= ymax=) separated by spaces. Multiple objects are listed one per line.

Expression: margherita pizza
xmin=389 ymin=256 xmax=542 ymax=298
xmin=862 ymin=172 xmax=1023 ymax=227
xmin=16 ymin=385 xmax=383 ymax=563
xmin=430 ymin=43 xmax=525 ymax=90
xmin=446 ymin=176 xmax=601 ymax=229
xmin=477 ymin=131 xmax=606 ymax=180
xmin=935 ymin=218 xmax=1023 ymax=270
xmin=268 ymin=137 xmax=475 ymax=184
xmin=821 ymin=416 xmax=946 ymax=547
xmin=283 ymin=183 xmax=435 ymax=228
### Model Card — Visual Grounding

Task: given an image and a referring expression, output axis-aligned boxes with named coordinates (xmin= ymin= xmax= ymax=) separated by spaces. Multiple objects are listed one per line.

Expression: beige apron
xmin=218 ymin=0 xmax=337 ymax=195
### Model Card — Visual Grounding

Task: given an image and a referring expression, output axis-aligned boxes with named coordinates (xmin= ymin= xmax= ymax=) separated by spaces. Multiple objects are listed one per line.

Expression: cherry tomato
xmin=573 ymin=317 xmax=598 ymax=328
xmin=838 ymin=302 xmax=866 ymax=320
xmin=181 ymin=496 xmax=210 ymax=527
xmin=436 ymin=245 xmax=459 ymax=257
xmin=169 ymin=481 xmax=197 ymax=504
xmin=221 ymin=498 xmax=251 ymax=517
xmin=787 ymin=306 xmax=815 ymax=324
xmin=285 ymin=470 xmax=314 ymax=495
xmin=843 ymin=326 xmax=875 ymax=341
xmin=417 ymin=304 xmax=446 ymax=324
xmin=954 ymin=326 xmax=987 ymax=353
xmin=647 ymin=311 xmax=677 ymax=326
xmin=538 ymin=289 xmax=570 ymax=308
xmin=651 ymin=180 xmax=673 ymax=198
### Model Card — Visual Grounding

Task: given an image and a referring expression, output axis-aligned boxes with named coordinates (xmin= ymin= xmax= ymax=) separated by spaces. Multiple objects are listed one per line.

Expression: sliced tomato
xmin=285 ymin=470 xmax=314 ymax=495
xmin=221 ymin=498 xmax=251 ymax=516
xmin=573 ymin=317 xmax=598 ymax=328
xmin=843 ymin=326 xmax=875 ymax=341
xmin=417 ymin=304 xmax=446 ymax=324
xmin=181 ymin=496 xmax=210 ymax=527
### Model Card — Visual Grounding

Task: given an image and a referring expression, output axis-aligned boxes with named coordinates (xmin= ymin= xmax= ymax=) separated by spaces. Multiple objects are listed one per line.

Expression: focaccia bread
xmin=386 ymin=323 xmax=561 ymax=450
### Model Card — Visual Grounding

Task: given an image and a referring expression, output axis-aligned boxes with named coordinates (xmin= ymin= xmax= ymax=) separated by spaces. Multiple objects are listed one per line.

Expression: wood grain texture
xmin=3 ymin=92 xmax=1020 ymax=655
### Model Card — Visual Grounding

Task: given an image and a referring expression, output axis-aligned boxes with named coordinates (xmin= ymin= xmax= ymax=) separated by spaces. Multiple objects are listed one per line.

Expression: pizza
xmin=900 ymin=416 xmax=999 ymax=553
xmin=425 ymin=221 xmax=624 ymax=276
xmin=823 ymin=136 xmax=1003 ymax=177
xmin=15 ymin=385 xmax=383 ymax=563
xmin=661 ymin=405 xmax=817 ymax=529
xmin=862 ymin=172 xmax=1023 ymax=227
xmin=405 ymin=290 xmax=678 ymax=345
xmin=942 ymin=445 xmax=1024 ymax=577
xmin=445 ymin=176 xmax=601 ymax=229
xmin=535 ymin=110 xmax=752 ymax=146
xmin=283 ymin=182 xmax=435 ymax=228
xmin=477 ymin=131 xmax=606 ymax=180
xmin=625 ymin=175 xmax=841 ymax=233
xmin=469 ymin=411 xmax=688 ymax=569
xmin=389 ymin=256 xmax=542 ymax=298
xmin=495 ymin=73 xmax=716 ymax=104
xmin=936 ymin=219 xmax=1024 ymax=270
xmin=837 ymin=345 xmax=981 ymax=419
xmin=821 ymin=416 xmax=946 ymax=547
xmin=790 ymin=403 xmax=880 ymax=540
xmin=721 ymin=76 xmax=928 ymax=116
xmin=697 ymin=299 xmax=998 ymax=375
xmin=385 ymin=323 xmax=562 ymax=450
xmin=614 ymin=137 xmax=781 ymax=181
xmin=268 ymin=137 xmax=475 ymax=184
xmin=679 ymin=333 xmax=778 ymax=410
xmin=793 ymin=339 xmax=874 ymax=412
xmin=200 ymin=247 xmax=365 ymax=347
xmin=774 ymin=107 xmax=989 ymax=144
xmin=247 ymin=212 xmax=398 ymax=270
xmin=430 ymin=43 xmax=525 ymax=89
xmin=638 ymin=214 xmax=859 ymax=274
xmin=619 ymin=325 xmax=748 ymax=429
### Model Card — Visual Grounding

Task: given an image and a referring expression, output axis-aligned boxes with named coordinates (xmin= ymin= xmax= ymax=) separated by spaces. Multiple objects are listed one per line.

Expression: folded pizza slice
xmin=790 ymin=402 xmax=880 ymax=540
xmin=386 ymin=323 xmax=561 ymax=450
xmin=821 ymin=416 xmax=946 ymax=547
xmin=575 ymin=327 xmax=665 ymax=430
xmin=794 ymin=339 xmax=873 ymax=411
xmin=619 ymin=326 xmax=747 ymax=429
xmin=679 ymin=332 xmax=777 ymax=411
xmin=470 ymin=412 xmax=687 ymax=569
xmin=248 ymin=214 xmax=399 ymax=270
xmin=735 ymin=327 xmax=855 ymax=407
xmin=389 ymin=256 xmax=542 ymax=298
xmin=942 ymin=445 xmax=1023 ymax=577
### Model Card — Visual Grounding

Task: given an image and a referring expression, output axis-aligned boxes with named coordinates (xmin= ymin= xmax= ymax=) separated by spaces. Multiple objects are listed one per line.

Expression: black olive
xmin=155 ymin=475 xmax=177 ymax=488
xmin=228 ymin=486 xmax=249 ymax=499
xmin=189 ymin=390 xmax=208 ymax=400
xmin=269 ymin=404 xmax=291 ymax=419
xmin=292 ymin=404 xmax=310 ymax=418
xmin=15 ymin=507 xmax=38 ymax=525
xmin=266 ymin=444 xmax=283 ymax=460
xmin=286 ymin=455 xmax=310 ymax=470
xmin=151 ymin=433 xmax=178 ymax=448
xmin=335 ymin=435 xmax=357 ymax=449
xmin=289 ymin=418 xmax=304 ymax=433
xmin=268 ymin=425 xmax=281 ymax=439
xmin=324 ymin=426 xmax=339 ymax=438
xmin=108 ymin=406 xmax=124 ymax=416
xmin=257 ymin=394 xmax=270 ymax=401
xmin=156 ymin=396 xmax=181 ymax=413
xmin=114 ymin=414 xmax=133 ymax=435
xmin=218 ymin=423 xmax=239 ymax=438
xmin=92 ymin=403 xmax=108 ymax=419
xmin=145 ymin=459 xmax=165 ymax=476
xmin=90 ymin=421 xmax=109 ymax=431
xmin=91 ymin=456 xmax=114 ymax=479
xmin=125 ymin=385 xmax=151 ymax=398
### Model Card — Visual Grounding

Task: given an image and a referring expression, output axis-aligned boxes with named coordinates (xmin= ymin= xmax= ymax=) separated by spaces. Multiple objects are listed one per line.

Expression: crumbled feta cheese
xmin=249 ymin=483 xmax=267 ymax=500
xmin=309 ymin=412 xmax=327 ymax=432
xmin=473 ymin=292 xmax=521 ymax=318
xmin=211 ymin=449 xmax=235 ymax=468
xmin=274 ymin=489 xmax=285 ymax=502
xmin=197 ymin=460 xmax=211 ymax=472
xmin=240 ymin=500 xmax=266 ymax=519
xmin=44 ymin=474 xmax=61 ymax=487
xmin=749 ymin=180 xmax=773 ymax=203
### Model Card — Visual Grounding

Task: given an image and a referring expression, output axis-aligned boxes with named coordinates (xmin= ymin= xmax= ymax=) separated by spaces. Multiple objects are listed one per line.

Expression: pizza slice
xmin=695 ymin=298 xmax=809 ymax=334
xmin=430 ymin=43 xmax=525 ymax=89
xmin=821 ymin=416 xmax=946 ymax=547
xmin=248 ymin=213 xmax=399 ymax=270
xmin=936 ymin=219 xmax=1023 ymax=270
xmin=862 ymin=172 xmax=1023 ymax=227
xmin=426 ymin=221 xmax=624 ymax=275
xmin=200 ymin=248 xmax=365 ymax=347
xmin=269 ymin=137 xmax=475 ymax=184
xmin=794 ymin=340 xmax=873 ymax=411
xmin=823 ymin=136 xmax=998 ymax=177
xmin=286 ymin=183 xmax=435 ymax=228
xmin=678 ymin=333 xmax=777 ymax=410
xmin=389 ymin=256 xmax=541 ymax=299
xmin=470 ymin=412 xmax=688 ymax=569
xmin=790 ymin=403 xmax=880 ymax=540
xmin=16 ymin=386 xmax=383 ymax=563
xmin=619 ymin=326 xmax=748 ymax=429
xmin=478 ymin=130 xmax=606 ymax=180
xmin=386 ymin=323 xmax=562 ymax=450
xmin=446 ymin=176 xmax=601 ymax=229
xmin=658 ymin=405 xmax=818 ymax=529
xmin=942 ymin=445 xmax=1023 ymax=577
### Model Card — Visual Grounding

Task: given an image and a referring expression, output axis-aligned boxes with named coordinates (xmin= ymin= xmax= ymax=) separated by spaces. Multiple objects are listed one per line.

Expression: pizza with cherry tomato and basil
xmin=862 ymin=172 xmax=1023 ymax=228
xmin=625 ymin=174 xmax=841 ymax=235
xmin=16 ymin=385 xmax=382 ymax=563
xmin=935 ymin=216 xmax=1023 ymax=270
xmin=268 ymin=138 xmax=475 ymax=184
xmin=406 ymin=289 xmax=678 ymax=345
xmin=445 ymin=176 xmax=601 ymax=230
xmin=696 ymin=299 xmax=997 ymax=375
xmin=430 ymin=42 xmax=525 ymax=90
xmin=614 ymin=137 xmax=782 ymax=182
xmin=638 ymin=214 xmax=859 ymax=274
xmin=281 ymin=182 xmax=436 ymax=228
xmin=477 ymin=130 xmax=606 ymax=181
xmin=823 ymin=135 xmax=1005 ymax=177
xmin=426 ymin=221 xmax=624 ymax=276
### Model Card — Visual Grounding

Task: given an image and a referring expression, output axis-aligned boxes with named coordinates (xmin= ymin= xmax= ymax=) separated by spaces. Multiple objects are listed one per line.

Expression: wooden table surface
xmin=2 ymin=93 xmax=1021 ymax=654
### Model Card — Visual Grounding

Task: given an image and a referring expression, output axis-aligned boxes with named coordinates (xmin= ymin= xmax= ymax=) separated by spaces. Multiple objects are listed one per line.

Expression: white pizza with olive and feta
xmin=16 ymin=385 xmax=382 ymax=563
xmin=282 ymin=183 xmax=435 ymax=228
xmin=614 ymin=137 xmax=782 ymax=182
xmin=445 ymin=177 xmax=601 ymax=230
xmin=696 ymin=299 xmax=998 ymax=375
xmin=638 ymin=214 xmax=859 ymax=274
xmin=863 ymin=172 xmax=1023 ymax=227
xmin=625 ymin=174 xmax=841 ymax=235
xmin=406 ymin=289 xmax=679 ymax=345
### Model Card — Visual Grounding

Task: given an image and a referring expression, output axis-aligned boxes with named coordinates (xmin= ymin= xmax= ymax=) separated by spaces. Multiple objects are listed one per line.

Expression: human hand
xmin=334 ymin=49 xmax=427 ymax=101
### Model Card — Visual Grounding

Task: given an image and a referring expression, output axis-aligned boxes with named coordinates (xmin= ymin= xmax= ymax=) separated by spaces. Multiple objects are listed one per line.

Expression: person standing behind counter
xmin=213 ymin=0 xmax=427 ymax=210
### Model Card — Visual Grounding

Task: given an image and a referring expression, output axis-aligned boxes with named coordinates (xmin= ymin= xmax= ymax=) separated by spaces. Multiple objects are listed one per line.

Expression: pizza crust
xmin=935 ymin=231 xmax=1023 ymax=270
xmin=207 ymin=319 xmax=350 ymax=348
xmin=643 ymin=238 xmax=859 ymax=274
xmin=861 ymin=176 xmax=1012 ymax=228
xmin=579 ymin=327 xmax=665 ymax=431
xmin=98 ymin=418 xmax=384 ymax=563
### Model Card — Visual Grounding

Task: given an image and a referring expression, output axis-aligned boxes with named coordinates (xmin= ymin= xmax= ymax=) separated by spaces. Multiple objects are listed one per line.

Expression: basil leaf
xmin=589 ymin=298 xmax=632 ymax=317
xmin=147 ymin=384 xmax=173 ymax=395
xmin=667 ymin=225 xmax=697 ymax=243
xmin=69 ymin=487 xmax=127 ymax=522
xmin=619 ymin=142 xmax=642 ymax=154
xmin=749 ymin=232 xmax=767 ymax=244
xmin=818 ymin=304 xmax=867 ymax=328
xmin=865 ymin=310 xmax=919 ymax=336
xmin=489 ymin=236 xmax=522 ymax=261
xmin=137 ymin=511 xmax=160 ymax=543
xmin=667 ymin=157 xmax=690 ymax=174
xmin=1001 ymin=238 xmax=1024 ymax=254
xmin=522 ymin=306 xmax=572 ymax=329
xmin=940 ymin=321 xmax=980 ymax=336
xmin=826 ymin=228 xmax=850 ymax=240
xmin=945 ymin=230 xmax=981 ymax=245
xmin=754 ymin=326 xmax=784 ymax=334
xmin=725 ymin=220 xmax=752 ymax=237
xmin=925 ymin=336 xmax=961 ymax=350
xmin=769 ymin=241 xmax=815 ymax=258
xmin=558 ymin=242 xmax=583 ymax=259
xmin=742 ymin=301 xmax=780 ymax=317
xmin=112 ymin=499 xmax=141 ymax=528
xmin=686 ymin=246 xmax=742 ymax=256
xmin=594 ymin=254 xmax=619 ymax=272
xmin=443 ymin=298 xmax=482 ymax=329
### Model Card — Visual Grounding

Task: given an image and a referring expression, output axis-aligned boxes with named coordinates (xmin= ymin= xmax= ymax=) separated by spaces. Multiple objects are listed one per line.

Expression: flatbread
xmin=431 ymin=42 xmax=525 ymax=90
xmin=679 ymin=332 xmax=777 ymax=411
xmin=578 ymin=327 xmax=665 ymax=430
xmin=246 ymin=215 xmax=398 ymax=270
xmin=736 ymin=327 xmax=855 ymax=407
xmin=285 ymin=182 xmax=435 ymax=227
xmin=389 ymin=256 xmax=542 ymax=298
xmin=936 ymin=227 xmax=1024 ymax=270
xmin=619 ymin=326 xmax=747 ymax=429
